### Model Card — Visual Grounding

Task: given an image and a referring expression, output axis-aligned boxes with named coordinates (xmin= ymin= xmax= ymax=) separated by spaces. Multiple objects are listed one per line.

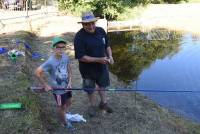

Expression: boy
xmin=35 ymin=37 xmax=73 ymax=129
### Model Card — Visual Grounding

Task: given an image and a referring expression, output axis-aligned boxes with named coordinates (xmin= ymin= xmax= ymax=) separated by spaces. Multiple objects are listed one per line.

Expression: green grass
xmin=0 ymin=69 xmax=45 ymax=133
xmin=0 ymin=31 xmax=51 ymax=134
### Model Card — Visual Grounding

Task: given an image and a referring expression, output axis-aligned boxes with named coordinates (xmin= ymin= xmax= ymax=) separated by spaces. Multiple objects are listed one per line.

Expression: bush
xmin=89 ymin=0 xmax=124 ymax=20
xmin=58 ymin=0 xmax=189 ymax=20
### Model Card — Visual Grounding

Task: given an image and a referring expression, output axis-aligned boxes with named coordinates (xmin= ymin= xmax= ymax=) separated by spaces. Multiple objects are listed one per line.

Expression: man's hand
xmin=108 ymin=56 xmax=114 ymax=65
xmin=98 ymin=57 xmax=110 ymax=64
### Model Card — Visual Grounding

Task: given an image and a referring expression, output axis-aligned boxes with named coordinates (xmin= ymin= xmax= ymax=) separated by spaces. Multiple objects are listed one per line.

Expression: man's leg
xmin=87 ymin=93 xmax=96 ymax=107
xmin=97 ymin=70 xmax=113 ymax=113
xmin=82 ymin=78 xmax=96 ymax=106
xmin=97 ymin=86 xmax=107 ymax=104
xmin=83 ymin=78 xmax=96 ymax=117
xmin=97 ymin=86 xmax=113 ymax=113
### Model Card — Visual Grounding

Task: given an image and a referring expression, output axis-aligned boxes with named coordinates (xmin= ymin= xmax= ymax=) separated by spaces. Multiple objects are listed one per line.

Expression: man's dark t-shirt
xmin=74 ymin=27 xmax=109 ymax=79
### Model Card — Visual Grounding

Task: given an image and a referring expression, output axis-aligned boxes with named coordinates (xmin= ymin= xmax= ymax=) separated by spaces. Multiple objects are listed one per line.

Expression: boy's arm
xmin=35 ymin=67 xmax=52 ymax=91
xmin=67 ymin=63 xmax=72 ymax=88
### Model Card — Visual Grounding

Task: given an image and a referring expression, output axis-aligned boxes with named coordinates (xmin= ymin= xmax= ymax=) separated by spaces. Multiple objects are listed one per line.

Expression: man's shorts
xmin=82 ymin=70 xmax=110 ymax=94
xmin=53 ymin=91 xmax=72 ymax=106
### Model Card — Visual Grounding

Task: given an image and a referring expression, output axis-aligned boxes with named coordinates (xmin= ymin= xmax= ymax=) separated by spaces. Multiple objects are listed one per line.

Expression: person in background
xmin=35 ymin=37 xmax=73 ymax=130
xmin=74 ymin=11 xmax=114 ymax=117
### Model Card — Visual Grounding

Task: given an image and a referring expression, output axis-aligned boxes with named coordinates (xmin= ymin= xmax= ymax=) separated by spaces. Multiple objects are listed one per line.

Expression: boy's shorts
xmin=82 ymin=71 xmax=110 ymax=94
xmin=53 ymin=91 xmax=72 ymax=106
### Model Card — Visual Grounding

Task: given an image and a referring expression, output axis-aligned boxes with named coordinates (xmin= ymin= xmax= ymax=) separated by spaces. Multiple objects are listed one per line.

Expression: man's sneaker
xmin=98 ymin=102 xmax=113 ymax=113
xmin=87 ymin=106 xmax=97 ymax=117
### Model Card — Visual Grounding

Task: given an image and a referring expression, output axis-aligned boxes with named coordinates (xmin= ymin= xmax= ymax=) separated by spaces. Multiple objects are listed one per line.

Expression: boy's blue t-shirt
xmin=40 ymin=53 xmax=70 ymax=95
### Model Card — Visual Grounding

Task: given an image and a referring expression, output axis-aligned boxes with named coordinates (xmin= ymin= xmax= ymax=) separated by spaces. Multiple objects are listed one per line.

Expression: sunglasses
xmin=55 ymin=46 xmax=66 ymax=49
xmin=82 ymin=22 xmax=95 ymax=26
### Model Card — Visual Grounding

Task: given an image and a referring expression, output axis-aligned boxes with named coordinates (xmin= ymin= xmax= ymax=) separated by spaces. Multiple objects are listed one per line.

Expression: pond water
xmin=108 ymin=28 xmax=200 ymax=122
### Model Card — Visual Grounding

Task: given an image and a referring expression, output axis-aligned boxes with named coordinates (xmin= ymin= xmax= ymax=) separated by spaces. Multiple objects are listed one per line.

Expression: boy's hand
xmin=66 ymin=81 xmax=72 ymax=90
xmin=44 ymin=84 xmax=52 ymax=91
xmin=67 ymin=84 xmax=72 ymax=89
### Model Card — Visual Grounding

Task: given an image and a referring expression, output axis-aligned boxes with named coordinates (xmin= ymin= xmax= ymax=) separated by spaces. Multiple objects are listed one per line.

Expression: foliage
xmin=0 ymin=0 xmax=3 ymax=8
xmin=163 ymin=0 xmax=188 ymax=3
xmin=58 ymin=0 xmax=189 ymax=20
xmin=88 ymin=0 xmax=124 ymax=20
xmin=58 ymin=0 xmax=91 ymax=16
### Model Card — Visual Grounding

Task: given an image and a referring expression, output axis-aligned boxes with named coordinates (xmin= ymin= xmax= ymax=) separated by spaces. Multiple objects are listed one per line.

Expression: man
xmin=35 ymin=37 xmax=73 ymax=130
xmin=74 ymin=11 xmax=114 ymax=117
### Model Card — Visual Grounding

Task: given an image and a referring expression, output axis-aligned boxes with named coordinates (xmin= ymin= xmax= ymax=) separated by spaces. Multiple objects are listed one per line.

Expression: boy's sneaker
xmin=98 ymin=102 xmax=113 ymax=113
xmin=87 ymin=106 xmax=97 ymax=117
xmin=61 ymin=121 xmax=75 ymax=131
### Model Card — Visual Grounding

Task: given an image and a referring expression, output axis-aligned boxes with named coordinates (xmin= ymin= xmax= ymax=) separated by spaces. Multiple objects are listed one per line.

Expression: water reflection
xmin=108 ymin=28 xmax=182 ymax=83
xmin=108 ymin=28 xmax=200 ymax=122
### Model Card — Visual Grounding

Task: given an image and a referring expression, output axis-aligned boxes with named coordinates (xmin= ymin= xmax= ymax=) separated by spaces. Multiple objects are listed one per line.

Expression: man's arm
xmin=79 ymin=55 xmax=110 ymax=64
xmin=106 ymin=46 xmax=114 ymax=64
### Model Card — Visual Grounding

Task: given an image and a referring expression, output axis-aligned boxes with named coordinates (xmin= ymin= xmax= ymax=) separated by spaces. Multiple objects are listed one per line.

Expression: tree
xmin=58 ymin=0 xmax=189 ymax=20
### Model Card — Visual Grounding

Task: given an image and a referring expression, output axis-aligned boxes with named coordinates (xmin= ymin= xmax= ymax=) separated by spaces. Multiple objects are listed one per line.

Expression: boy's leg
xmin=65 ymin=98 xmax=72 ymax=110
xmin=53 ymin=92 xmax=72 ymax=125
xmin=58 ymin=98 xmax=72 ymax=125
xmin=58 ymin=104 xmax=67 ymax=125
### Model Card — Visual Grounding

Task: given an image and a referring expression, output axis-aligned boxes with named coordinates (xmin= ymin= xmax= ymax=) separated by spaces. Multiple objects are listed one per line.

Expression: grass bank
xmin=0 ymin=31 xmax=56 ymax=134
xmin=1 ymin=31 xmax=200 ymax=134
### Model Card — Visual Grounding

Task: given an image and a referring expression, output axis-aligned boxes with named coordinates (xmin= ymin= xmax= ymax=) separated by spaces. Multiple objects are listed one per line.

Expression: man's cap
xmin=52 ymin=37 xmax=66 ymax=48
xmin=78 ymin=11 xmax=100 ymax=24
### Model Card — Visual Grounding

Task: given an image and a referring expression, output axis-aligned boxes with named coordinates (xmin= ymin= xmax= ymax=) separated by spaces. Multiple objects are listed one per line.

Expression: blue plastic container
xmin=0 ymin=47 xmax=8 ymax=54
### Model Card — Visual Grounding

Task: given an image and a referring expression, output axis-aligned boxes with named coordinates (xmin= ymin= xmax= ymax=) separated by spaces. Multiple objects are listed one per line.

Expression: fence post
xmin=26 ymin=0 xmax=28 ymax=17
xmin=0 ymin=20 xmax=4 ymax=30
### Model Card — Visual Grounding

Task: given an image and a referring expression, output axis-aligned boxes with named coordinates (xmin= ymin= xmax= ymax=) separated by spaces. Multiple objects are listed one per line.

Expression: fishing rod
xmin=28 ymin=86 xmax=200 ymax=93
